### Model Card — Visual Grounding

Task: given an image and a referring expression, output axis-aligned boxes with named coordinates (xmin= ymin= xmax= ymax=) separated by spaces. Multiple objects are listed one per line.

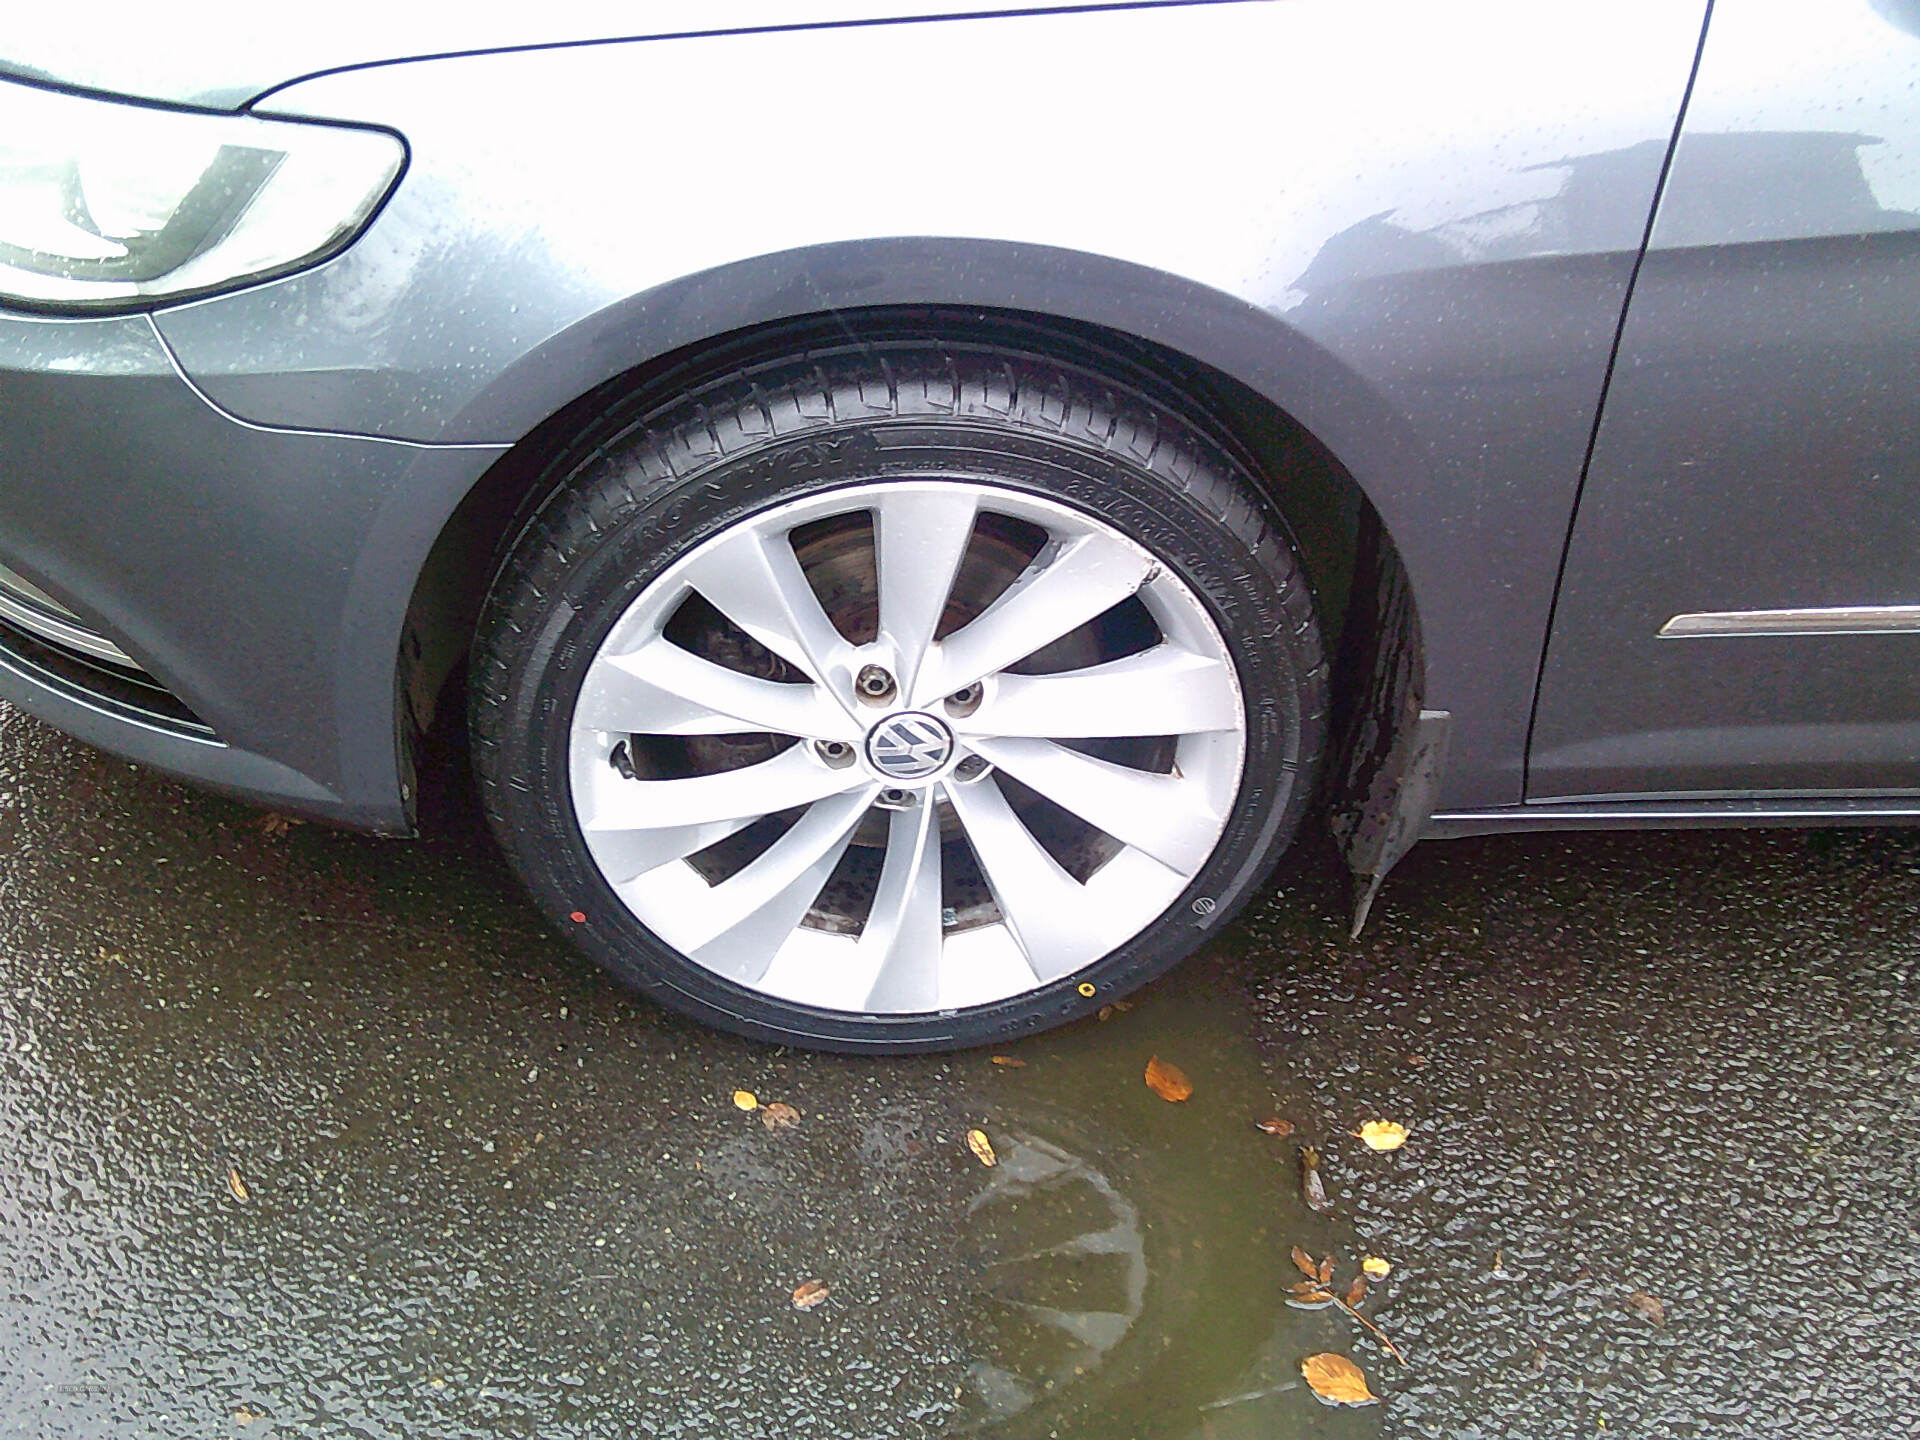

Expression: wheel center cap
xmin=865 ymin=710 xmax=955 ymax=781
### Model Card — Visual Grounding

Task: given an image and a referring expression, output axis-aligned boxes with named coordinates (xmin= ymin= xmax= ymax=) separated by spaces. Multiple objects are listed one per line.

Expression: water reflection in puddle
xmin=944 ymin=968 xmax=1388 ymax=1440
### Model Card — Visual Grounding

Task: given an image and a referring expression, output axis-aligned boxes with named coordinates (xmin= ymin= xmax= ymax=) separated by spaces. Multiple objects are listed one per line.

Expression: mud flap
xmin=1326 ymin=519 xmax=1448 ymax=936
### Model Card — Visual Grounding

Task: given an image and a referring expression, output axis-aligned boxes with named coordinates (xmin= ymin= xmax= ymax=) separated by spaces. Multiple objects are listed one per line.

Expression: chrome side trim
xmin=1657 ymin=605 xmax=1920 ymax=638
xmin=0 ymin=562 xmax=137 ymax=667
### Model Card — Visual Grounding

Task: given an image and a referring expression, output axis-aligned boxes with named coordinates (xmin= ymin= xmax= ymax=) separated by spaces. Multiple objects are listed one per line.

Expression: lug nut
xmin=815 ymin=739 xmax=855 ymax=768
xmin=856 ymin=664 xmax=896 ymax=702
xmin=944 ymin=682 xmax=982 ymax=717
xmin=953 ymin=755 xmax=990 ymax=782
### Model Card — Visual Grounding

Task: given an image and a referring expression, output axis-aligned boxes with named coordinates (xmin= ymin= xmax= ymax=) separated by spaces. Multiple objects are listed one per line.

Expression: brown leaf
xmin=1300 ymin=1146 xmax=1333 ymax=1213
xmin=760 ymin=1102 xmax=800 ymax=1131
xmin=1318 ymin=1254 xmax=1334 ymax=1285
xmin=966 ymin=1129 xmax=998 ymax=1167
xmin=1254 ymin=1115 xmax=1295 ymax=1136
xmin=1144 ymin=1055 xmax=1193 ymax=1103
xmin=1097 ymin=1005 xmax=1115 ymax=1022
xmin=1286 ymin=1285 xmax=1335 ymax=1309
xmin=1627 ymin=1290 xmax=1666 ymax=1327
xmin=791 ymin=1280 xmax=831 ymax=1311
xmin=255 ymin=812 xmax=302 ymax=837
xmin=989 ymin=1055 xmax=1027 ymax=1068
xmin=1300 ymin=1352 xmax=1379 ymax=1407
xmin=1345 ymin=1274 xmax=1368 ymax=1308
xmin=1290 ymin=1245 xmax=1320 ymax=1281
xmin=226 ymin=1165 xmax=249 ymax=1203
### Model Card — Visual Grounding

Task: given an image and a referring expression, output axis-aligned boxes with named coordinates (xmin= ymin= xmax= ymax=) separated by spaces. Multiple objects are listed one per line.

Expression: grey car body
xmin=2 ymin=0 xmax=1917 ymax=886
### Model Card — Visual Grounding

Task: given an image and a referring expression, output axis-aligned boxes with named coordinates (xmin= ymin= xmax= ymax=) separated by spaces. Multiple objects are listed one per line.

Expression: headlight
xmin=0 ymin=78 xmax=404 ymax=312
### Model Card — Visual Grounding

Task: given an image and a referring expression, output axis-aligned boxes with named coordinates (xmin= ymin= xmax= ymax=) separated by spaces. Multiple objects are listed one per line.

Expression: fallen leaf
xmin=1144 ymin=1055 xmax=1193 ymax=1103
xmin=1290 ymin=1245 xmax=1320 ymax=1281
xmin=1356 ymin=1120 xmax=1410 ymax=1152
xmin=1097 ymin=1005 xmax=1115 ymax=1022
xmin=1300 ymin=1352 xmax=1379 ymax=1407
xmin=1254 ymin=1115 xmax=1295 ymax=1136
xmin=732 ymin=1090 xmax=759 ymax=1112
xmin=1300 ymin=1145 xmax=1333 ymax=1213
xmin=990 ymin=1055 xmax=1027 ymax=1068
xmin=1345 ymin=1274 xmax=1367 ymax=1308
xmin=760 ymin=1102 xmax=800 ymax=1131
xmin=1286 ymin=1285 xmax=1335 ymax=1309
xmin=1362 ymin=1256 xmax=1392 ymax=1279
xmin=232 ymin=1406 xmax=266 ymax=1425
xmin=791 ymin=1280 xmax=831 ymax=1311
xmin=226 ymin=1166 xmax=249 ymax=1203
xmin=966 ymin=1129 xmax=998 ymax=1167
xmin=1627 ymin=1290 xmax=1666 ymax=1327
xmin=1318 ymin=1254 xmax=1334 ymax=1285
xmin=255 ymin=812 xmax=303 ymax=836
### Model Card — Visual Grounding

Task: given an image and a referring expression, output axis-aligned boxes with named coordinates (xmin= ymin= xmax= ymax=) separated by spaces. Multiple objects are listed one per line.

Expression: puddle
xmin=0 ymin=712 xmax=1390 ymax=1439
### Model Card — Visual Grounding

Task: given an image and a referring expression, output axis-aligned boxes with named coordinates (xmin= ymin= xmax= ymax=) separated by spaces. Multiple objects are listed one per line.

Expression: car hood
xmin=0 ymin=0 xmax=1214 ymax=109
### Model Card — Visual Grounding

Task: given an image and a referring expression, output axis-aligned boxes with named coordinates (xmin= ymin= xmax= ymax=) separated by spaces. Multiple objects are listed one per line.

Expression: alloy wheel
xmin=567 ymin=480 xmax=1247 ymax=1015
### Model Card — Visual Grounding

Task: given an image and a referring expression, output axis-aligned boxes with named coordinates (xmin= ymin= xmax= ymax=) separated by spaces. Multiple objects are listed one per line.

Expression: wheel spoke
xmin=576 ymin=813 xmax=760 ymax=885
xmin=575 ymin=638 xmax=859 ymax=741
xmin=920 ymin=530 xmax=1154 ymax=701
xmin=945 ymin=775 xmax=1118 ymax=981
xmin=959 ymin=644 xmax=1241 ymax=739
xmin=682 ymin=789 xmax=874 ymax=979
xmin=872 ymin=487 xmax=978 ymax=697
xmin=965 ymin=737 xmax=1222 ymax=875
xmin=679 ymin=524 xmax=850 ymax=684
xmin=860 ymin=800 xmax=946 ymax=1012
xmin=578 ymin=744 xmax=862 ymax=833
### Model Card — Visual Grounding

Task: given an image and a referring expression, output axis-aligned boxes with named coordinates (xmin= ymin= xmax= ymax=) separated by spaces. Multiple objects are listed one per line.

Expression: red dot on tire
xmin=569 ymin=911 xmax=587 ymax=924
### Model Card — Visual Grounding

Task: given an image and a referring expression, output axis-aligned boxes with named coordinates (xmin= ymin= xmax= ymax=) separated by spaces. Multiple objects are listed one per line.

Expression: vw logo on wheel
xmin=865 ymin=711 xmax=955 ymax=780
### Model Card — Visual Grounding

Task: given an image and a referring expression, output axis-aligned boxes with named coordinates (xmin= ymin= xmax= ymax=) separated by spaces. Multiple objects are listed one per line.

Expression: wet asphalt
xmin=0 ymin=700 xmax=1916 ymax=1440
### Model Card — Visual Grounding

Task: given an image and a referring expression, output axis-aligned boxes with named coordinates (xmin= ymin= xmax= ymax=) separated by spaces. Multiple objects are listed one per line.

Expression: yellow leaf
xmin=1363 ymin=1256 xmax=1392 ymax=1279
xmin=791 ymin=1280 xmax=831 ymax=1311
xmin=1356 ymin=1120 xmax=1409 ymax=1151
xmin=1300 ymin=1352 xmax=1379 ymax=1407
xmin=966 ymin=1129 xmax=998 ymax=1167
xmin=226 ymin=1166 xmax=249 ymax=1203
xmin=1144 ymin=1055 xmax=1193 ymax=1103
xmin=732 ymin=1090 xmax=759 ymax=1111
xmin=989 ymin=1055 xmax=1027 ymax=1068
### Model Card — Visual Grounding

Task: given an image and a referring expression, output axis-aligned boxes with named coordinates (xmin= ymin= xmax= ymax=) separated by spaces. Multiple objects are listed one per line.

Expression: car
xmin=1 ymin=0 xmax=1915 ymax=1052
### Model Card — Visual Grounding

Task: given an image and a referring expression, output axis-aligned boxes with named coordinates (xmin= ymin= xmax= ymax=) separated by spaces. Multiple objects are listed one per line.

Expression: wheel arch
xmin=395 ymin=241 xmax=1431 ymax=841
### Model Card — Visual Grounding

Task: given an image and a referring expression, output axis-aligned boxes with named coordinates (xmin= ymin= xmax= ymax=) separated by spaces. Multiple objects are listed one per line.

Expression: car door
xmin=1530 ymin=0 xmax=1920 ymax=801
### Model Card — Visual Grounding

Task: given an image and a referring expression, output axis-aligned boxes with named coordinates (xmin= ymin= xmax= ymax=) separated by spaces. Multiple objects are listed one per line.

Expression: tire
xmin=471 ymin=337 xmax=1326 ymax=1053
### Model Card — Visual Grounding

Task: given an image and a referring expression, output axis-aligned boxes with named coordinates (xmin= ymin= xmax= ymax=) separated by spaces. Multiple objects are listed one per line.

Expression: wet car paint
xmin=142 ymin=0 xmax=1710 ymax=815
xmin=4 ymin=699 xmax=1917 ymax=1437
